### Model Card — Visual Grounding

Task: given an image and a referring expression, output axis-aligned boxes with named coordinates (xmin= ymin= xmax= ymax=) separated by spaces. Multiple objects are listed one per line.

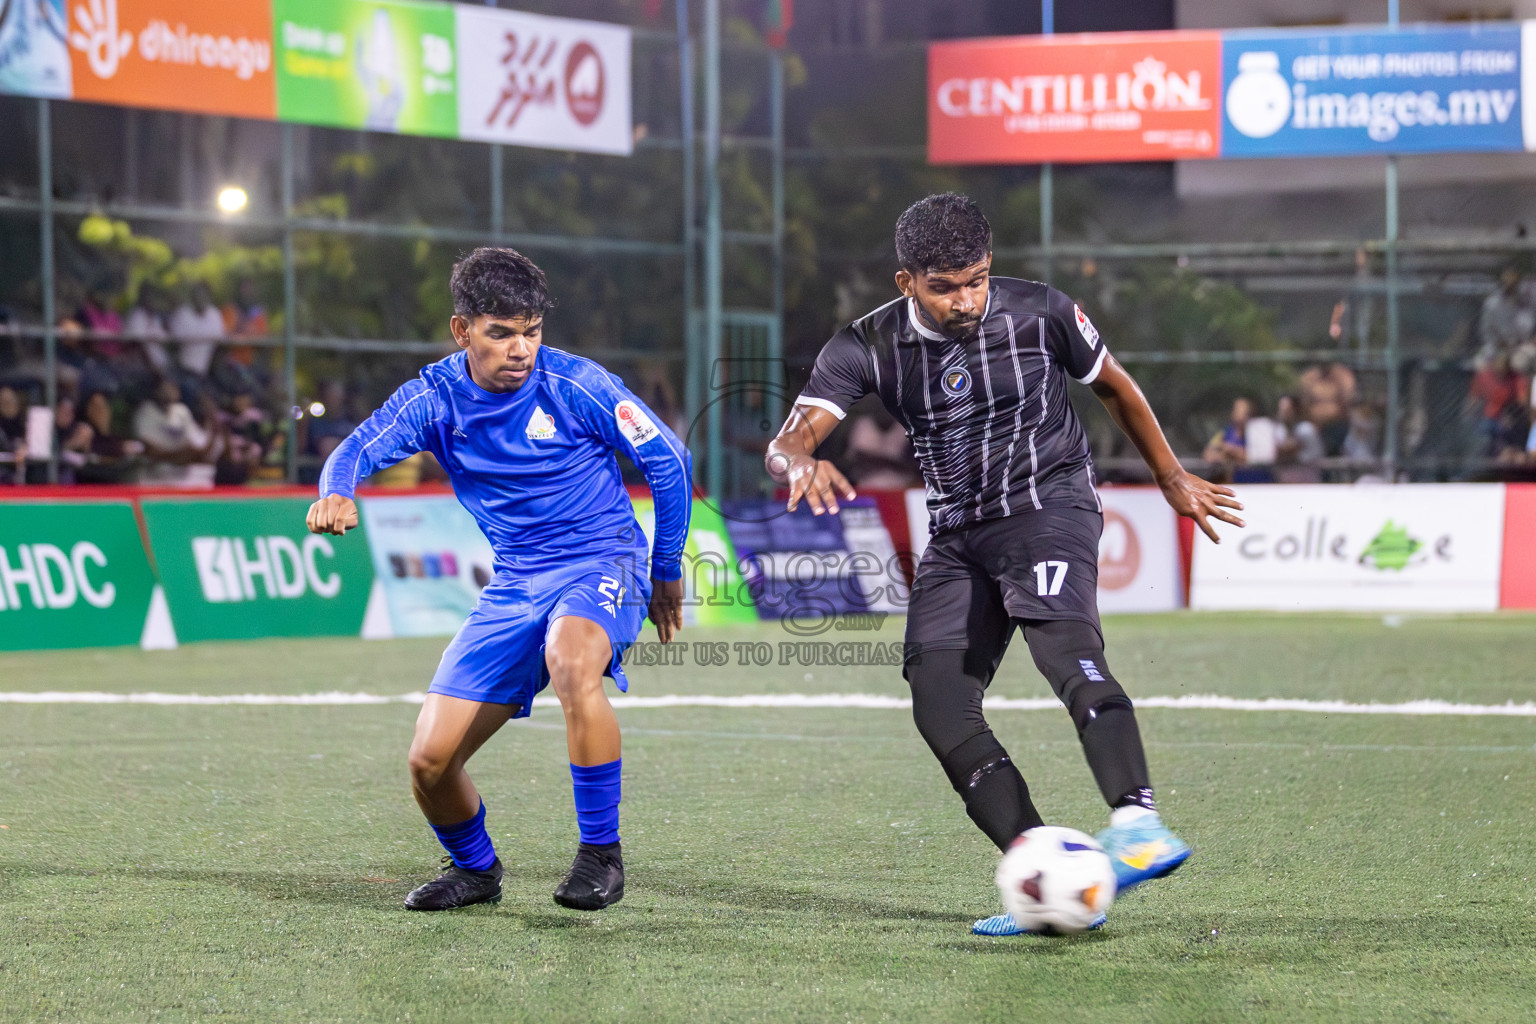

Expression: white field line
xmin=1 ymin=691 xmax=1536 ymax=717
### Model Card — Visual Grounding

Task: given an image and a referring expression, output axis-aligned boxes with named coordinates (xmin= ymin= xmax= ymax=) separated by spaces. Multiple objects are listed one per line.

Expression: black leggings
xmin=904 ymin=618 xmax=1150 ymax=850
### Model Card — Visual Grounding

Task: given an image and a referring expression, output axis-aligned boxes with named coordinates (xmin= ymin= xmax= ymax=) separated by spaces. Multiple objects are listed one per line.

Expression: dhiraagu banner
xmin=272 ymin=0 xmax=456 ymax=137
xmin=0 ymin=500 xmax=160 ymax=650
xmin=140 ymin=497 xmax=375 ymax=642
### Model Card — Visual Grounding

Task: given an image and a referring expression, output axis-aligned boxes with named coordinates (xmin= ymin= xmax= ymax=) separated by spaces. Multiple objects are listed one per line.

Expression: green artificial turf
xmin=1 ymin=614 xmax=1534 ymax=1022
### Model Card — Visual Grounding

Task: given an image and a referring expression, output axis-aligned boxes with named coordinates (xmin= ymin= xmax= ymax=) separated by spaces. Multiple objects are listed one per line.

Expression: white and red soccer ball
xmin=995 ymin=826 xmax=1117 ymax=934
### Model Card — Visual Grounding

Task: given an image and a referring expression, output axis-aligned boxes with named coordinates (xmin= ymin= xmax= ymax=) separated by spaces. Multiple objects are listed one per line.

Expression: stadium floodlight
xmin=217 ymin=186 xmax=249 ymax=214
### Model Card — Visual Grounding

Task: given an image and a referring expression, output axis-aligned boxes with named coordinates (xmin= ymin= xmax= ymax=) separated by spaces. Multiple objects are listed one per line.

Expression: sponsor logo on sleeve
xmin=1073 ymin=305 xmax=1100 ymax=350
xmin=615 ymin=400 xmax=660 ymax=446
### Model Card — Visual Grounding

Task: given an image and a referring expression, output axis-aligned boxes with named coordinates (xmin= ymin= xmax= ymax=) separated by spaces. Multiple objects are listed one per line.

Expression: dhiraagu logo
xmin=1358 ymin=520 xmax=1429 ymax=571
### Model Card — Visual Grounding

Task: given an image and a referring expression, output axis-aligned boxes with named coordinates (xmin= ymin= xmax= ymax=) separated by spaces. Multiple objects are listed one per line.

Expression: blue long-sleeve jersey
xmin=320 ymin=346 xmax=692 ymax=580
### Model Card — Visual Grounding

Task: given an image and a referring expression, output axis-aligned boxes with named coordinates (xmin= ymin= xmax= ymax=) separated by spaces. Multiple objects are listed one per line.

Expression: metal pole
xmin=703 ymin=0 xmax=723 ymax=499
xmin=489 ymin=145 xmax=504 ymax=243
xmin=281 ymin=123 xmax=299 ymax=483
xmin=678 ymin=0 xmax=699 ymax=456
xmin=770 ymin=48 xmax=785 ymax=413
xmin=1039 ymin=0 xmax=1053 ymax=284
xmin=1384 ymin=1 xmax=1400 ymax=479
xmin=39 ymin=99 xmax=58 ymax=484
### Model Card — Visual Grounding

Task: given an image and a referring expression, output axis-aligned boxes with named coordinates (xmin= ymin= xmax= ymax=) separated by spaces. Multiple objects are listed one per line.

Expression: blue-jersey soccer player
xmin=306 ymin=248 xmax=692 ymax=912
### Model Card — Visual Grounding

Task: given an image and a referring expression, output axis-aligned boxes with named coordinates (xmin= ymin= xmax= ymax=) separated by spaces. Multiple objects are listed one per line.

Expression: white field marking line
xmin=3 ymin=691 xmax=1536 ymax=717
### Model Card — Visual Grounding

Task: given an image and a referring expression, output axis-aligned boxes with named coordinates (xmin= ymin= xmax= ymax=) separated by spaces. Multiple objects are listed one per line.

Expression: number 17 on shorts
xmin=1033 ymin=560 xmax=1069 ymax=598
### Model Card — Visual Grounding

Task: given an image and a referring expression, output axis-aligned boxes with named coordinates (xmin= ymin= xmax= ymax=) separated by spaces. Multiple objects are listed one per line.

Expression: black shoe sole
xmin=553 ymin=885 xmax=623 ymax=911
xmin=404 ymin=888 xmax=503 ymax=912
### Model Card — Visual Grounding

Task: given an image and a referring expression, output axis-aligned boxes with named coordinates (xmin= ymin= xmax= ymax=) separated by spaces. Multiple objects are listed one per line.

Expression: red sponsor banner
xmin=1499 ymin=484 xmax=1536 ymax=609
xmin=928 ymin=31 xmax=1222 ymax=165
xmin=67 ymin=0 xmax=275 ymax=119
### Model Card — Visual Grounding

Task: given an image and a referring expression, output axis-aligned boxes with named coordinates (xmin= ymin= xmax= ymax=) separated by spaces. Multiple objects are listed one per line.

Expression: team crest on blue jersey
xmin=942 ymin=367 xmax=972 ymax=399
xmin=525 ymin=406 xmax=557 ymax=440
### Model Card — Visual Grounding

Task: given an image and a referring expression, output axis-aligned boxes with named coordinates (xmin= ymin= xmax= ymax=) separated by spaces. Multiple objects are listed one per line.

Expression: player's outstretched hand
xmin=1158 ymin=469 xmax=1245 ymax=543
xmin=649 ymin=577 xmax=684 ymax=644
xmin=785 ymin=455 xmax=856 ymax=516
xmin=306 ymin=494 xmax=359 ymax=536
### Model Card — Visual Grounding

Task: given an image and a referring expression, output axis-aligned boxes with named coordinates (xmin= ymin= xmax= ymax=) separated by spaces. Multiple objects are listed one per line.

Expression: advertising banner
xmin=0 ymin=500 xmax=159 ymax=650
xmin=454 ymin=5 xmax=631 ymax=155
xmin=64 ymin=0 xmax=276 ymax=118
xmin=358 ymin=493 xmax=494 ymax=637
xmin=0 ymin=0 xmax=73 ymax=97
xmin=928 ymin=31 xmax=1223 ymax=164
xmin=140 ymin=497 xmax=373 ymax=642
xmin=1222 ymin=25 xmax=1523 ymax=158
xmin=1499 ymin=484 xmax=1536 ymax=608
xmin=272 ymin=0 xmax=456 ymax=137
xmin=1096 ymin=488 xmax=1183 ymax=614
xmin=632 ymin=497 xmax=758 ymax=627
xmin=1191 ymin=484 xmax=1506 ymax=612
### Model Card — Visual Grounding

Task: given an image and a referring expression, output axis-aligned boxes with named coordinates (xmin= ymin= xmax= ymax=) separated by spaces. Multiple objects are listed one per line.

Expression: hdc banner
xmin=0 ymin=501 xmax=159 ymax=650
xmin=453 ymin=5 xmax=632 ymax=155
xmin=1221 ymin=25 xmax=1523 ymax=158
xmin=928 ymin=31 xmax=1224 ymax=164
xmin=140 ymin=497 xmax=374 ymax=642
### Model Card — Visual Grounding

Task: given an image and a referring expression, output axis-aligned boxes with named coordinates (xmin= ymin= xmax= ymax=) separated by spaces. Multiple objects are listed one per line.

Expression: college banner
xmin=64 ymin=0 xmax=276 ymax=118
xmin=1191 ymin=484 xmax=1506 ymax=612
xmin=1222 ymin=25 xmax=1523 ymax=158
xmin=454 ymin=5 xmax=632 ymax=155
xmin=1096 ymin=488 xmax=1183 ymax=614
xmin=140 ymin=496 xmax=373 ymax=642
xmin=272 ymin=0 xmax=456 ymax=137
xmin=928 ymin=31 xmax=1223 ymax=164
xmin=0 ymin=500 xmax=161 ymax=650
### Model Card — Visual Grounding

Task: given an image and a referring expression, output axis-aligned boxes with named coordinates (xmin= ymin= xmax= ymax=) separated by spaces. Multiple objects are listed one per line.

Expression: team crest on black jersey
xmin=942 ymin=367 xmax=972 ymax=399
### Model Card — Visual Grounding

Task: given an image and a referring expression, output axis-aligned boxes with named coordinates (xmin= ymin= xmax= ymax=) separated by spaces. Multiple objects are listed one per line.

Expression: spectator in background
xmin=78 ymin=390 xmax=143 ymax=483
xmin=134 ymin=376 xmax=212 ymax=486
xmin=1202 ymin=396 xmax=1253 ymax=483
xmin=1477 ymin=266 xmax=1533 ymax=365
xmin=126 ymin=284 xmax=171 ymax=375
xmin=843 ymin=407 xmax=919 ymax=490
xmin=303 ymin=379 xmax=357 ymax=462
xmin=0 ymin=385 xmax=27 ymax=483
xmin=1342 ymin=402 xmax=1384 ymax=463
xmin=169 ymin=282 xmax=223 ymax=381
xmin=52 ymin=396 xmax=94 ymax=484
xmin=221 ymin=279 xmax=268 ymax=360
xmin=1274 ymin=394 xmax=1323 ymax=483
xmin=1299 ymin=361 xmax=1357 ymax=456
xmin=1469 ymin=350 xmax=1530 ymax=457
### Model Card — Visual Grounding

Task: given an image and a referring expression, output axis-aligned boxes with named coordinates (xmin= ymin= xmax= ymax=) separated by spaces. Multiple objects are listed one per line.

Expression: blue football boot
xmin=972 ymin=910 xmax=1107 ymax=937
xmin=1094 ymin=813 xmax=1191 ymax=891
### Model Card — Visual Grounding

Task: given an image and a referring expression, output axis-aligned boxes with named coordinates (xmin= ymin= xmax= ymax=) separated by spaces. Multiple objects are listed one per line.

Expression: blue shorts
xmin=428 ymin=561 xmax=651 ymax=717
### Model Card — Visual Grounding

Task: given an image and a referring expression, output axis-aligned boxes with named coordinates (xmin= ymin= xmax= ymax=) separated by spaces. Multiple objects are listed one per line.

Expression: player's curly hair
xmin=450 ymin=247 xmax=556 ymax=320
xmin=894 ymin=193 xmax=992 ymax=274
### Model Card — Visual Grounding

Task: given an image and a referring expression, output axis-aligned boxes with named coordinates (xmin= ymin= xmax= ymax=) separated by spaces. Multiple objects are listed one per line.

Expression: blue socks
xmin=430 ymin=801 xmax=498 ymax=872
xmin=570 ymin=759 xmax=622 ymax=846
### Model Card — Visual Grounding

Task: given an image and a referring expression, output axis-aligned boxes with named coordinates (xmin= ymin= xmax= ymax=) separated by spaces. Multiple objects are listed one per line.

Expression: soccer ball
xmin=994 ymin=826 xmax=1117 ymax=934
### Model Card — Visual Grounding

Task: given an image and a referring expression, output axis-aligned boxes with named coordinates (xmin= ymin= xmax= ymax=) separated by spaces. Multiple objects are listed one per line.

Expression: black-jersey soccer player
xmin=765 ymin=194 xmax=1246 ymax=935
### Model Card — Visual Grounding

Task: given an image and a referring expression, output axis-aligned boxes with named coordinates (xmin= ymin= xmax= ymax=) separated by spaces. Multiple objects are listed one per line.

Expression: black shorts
xmin=904 ymin=506 xmax=1102 ymax=676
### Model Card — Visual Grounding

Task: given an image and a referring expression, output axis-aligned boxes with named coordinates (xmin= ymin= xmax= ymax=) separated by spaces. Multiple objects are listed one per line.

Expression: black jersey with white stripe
xmin=796 ymin=277 xmax=1106 ymax=536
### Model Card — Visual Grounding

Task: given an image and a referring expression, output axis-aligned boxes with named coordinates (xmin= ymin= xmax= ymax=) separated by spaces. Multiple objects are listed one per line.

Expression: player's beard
xmin=945 ymin=313 xmax=983 ymax=339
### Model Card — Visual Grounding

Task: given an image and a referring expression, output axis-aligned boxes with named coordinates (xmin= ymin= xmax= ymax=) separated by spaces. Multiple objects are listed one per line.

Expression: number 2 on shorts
xmin=1033 ymin=560 xmax=1068 ymax=597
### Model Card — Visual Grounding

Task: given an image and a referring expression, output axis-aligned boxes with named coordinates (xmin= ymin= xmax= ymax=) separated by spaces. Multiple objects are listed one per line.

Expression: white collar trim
xmin=907 ymin=289 xmax=992 ymax=343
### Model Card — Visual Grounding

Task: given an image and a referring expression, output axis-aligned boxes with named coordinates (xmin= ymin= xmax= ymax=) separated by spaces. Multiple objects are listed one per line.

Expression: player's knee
xmin=546 ymin=647 xmax=607 ymax=705
xmin=407 ymin=742 xmax=454 ymax=792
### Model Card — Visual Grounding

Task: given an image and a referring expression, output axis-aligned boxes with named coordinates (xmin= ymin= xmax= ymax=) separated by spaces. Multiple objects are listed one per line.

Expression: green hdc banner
xmin=0 ymin=501 xmax=159 ymax=651
xmin=139 ymin=497 xmax=376 ymax=643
